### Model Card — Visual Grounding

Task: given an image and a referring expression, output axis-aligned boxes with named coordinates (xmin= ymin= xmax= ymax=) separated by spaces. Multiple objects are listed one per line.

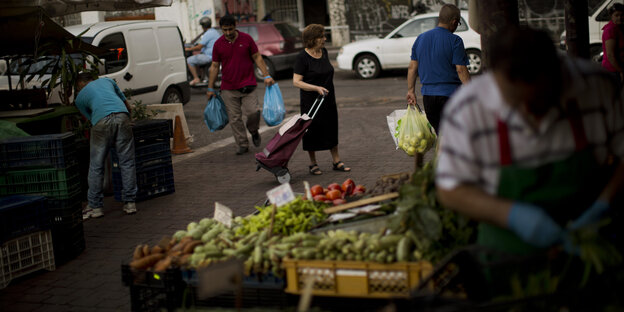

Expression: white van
xmin=561 ymin=0 xmax=624 ymax=62
xmin=65 ymin=20 xmax=190 ymax=105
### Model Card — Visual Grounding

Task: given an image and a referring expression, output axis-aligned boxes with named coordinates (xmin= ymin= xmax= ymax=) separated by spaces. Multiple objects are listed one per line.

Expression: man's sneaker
xmin=252 ymin=132 xmax=261 ymax=147
xmin=83 ymin=205 xmax=104 ymax=220
xmin=123 ymin=202 xmax=137 ymax=214
xmin=236 ymin=146 xmax=249 ymax=155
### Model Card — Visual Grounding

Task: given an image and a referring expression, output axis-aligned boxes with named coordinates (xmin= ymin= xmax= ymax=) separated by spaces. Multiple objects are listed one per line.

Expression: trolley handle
xmin=307 ymin=94 xmax=325 ymax=119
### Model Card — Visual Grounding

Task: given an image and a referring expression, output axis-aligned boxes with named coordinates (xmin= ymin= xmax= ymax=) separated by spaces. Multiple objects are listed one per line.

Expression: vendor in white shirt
xmin=436 ymin=27 xmax=624 ymax=254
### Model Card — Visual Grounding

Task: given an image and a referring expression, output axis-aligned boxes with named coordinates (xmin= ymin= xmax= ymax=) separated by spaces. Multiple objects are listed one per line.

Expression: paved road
xmin=0 ymin=65 xmax=427 ymax=312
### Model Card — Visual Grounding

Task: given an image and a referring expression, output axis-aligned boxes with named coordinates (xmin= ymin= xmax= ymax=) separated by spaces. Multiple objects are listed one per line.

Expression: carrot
xmin=170 ymin=237 xmax=193 ymax=253
xmin=133 ymin=245 xmax=144 ymax=260
xmin=151 ymin=245 xmax=164 ymax=255
xmin=129 ymin=253 xmax=165 ymax=270
xmin=153 ymin=256 xmax=173 ymax=272
xmin=142 ymin=245 xmax=150 ymax=257
xmin=183 ymin=240 xmax=203 ymax=254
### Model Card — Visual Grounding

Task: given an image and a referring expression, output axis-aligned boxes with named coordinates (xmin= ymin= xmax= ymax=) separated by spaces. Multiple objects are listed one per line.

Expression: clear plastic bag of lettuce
xmin=397 ymin=104 xmax=436 ymax=156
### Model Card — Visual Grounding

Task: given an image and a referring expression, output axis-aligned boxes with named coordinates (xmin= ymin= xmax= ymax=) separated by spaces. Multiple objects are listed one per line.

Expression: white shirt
xmin=436 ymin=57 xmax=624 ymax=194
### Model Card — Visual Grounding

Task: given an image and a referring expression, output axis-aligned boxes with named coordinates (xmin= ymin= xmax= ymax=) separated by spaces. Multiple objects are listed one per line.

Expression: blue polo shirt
xmin=411 ymin=27 xmax=469 ymax=97
xmin=75 ymin=77 xmax=128 ymax=125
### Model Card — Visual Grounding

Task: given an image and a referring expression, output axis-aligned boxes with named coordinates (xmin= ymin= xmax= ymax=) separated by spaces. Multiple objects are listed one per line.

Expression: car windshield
xmin=274 ymin=23 xmax=301 ymax=38
xmin=5 ymin=55 xmax=85 ymax=75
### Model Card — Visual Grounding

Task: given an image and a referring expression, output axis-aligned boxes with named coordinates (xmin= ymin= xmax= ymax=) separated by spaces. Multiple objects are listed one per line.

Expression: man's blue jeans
xmin=88 ymin=113 xmax=137 ymax=208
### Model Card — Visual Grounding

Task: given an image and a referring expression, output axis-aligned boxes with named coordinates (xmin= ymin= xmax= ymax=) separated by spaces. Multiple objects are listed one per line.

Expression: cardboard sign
xmin=197 ymin=258 xmax=243 ymax=299
xmin=214 ymin=202 xmax=233 ymax=228
xmin=266 ymin=183 xmax=295 ymax=207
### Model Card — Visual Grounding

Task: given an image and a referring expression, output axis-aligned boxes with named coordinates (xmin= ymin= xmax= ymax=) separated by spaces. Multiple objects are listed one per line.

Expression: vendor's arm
xmin=406 ymin=60 xmax=419 ymax=105
xmin=437 ymin=184 xmax=512 ymax=228
xmin=124 ymin=100 xmax=132 ymax=116
xmin=293 ymin=73 xmax=328 ymax=95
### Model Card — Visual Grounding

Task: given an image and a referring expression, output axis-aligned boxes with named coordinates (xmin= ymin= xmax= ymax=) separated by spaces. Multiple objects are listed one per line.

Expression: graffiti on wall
xmin=346 ymin=0 xmax=412 ymax=40
xmin=218 ymin=0 xmax=256 ymax=22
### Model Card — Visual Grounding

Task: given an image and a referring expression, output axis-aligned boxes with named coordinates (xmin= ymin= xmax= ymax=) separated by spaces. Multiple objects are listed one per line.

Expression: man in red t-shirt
xmin=207 ymin=15 xmax=275 ymax=155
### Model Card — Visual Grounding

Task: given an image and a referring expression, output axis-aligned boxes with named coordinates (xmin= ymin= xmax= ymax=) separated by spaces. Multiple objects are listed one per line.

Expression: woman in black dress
xmin=293 ymin=24 xmax=350 ymax=175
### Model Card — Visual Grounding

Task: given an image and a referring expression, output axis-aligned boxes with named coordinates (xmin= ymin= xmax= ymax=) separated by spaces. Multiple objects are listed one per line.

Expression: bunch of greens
xmin=388 ymin=160 xmax=476 ymax=262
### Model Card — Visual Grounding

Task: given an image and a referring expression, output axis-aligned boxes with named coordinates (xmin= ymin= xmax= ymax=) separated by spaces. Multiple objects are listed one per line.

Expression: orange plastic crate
xmin=283 ymin=259 xmax=433 ymax=298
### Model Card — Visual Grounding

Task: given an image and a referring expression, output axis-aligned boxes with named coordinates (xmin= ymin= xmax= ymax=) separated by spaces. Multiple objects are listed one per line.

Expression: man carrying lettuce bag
xmin=206 ymin=15 xmax=275 ymax=155
xmin=436 ymin=27 xmax=624 ymax=261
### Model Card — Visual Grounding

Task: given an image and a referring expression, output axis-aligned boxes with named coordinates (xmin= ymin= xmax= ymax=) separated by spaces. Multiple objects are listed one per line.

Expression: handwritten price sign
xmin=266 ymin=183 xmax=295 ymax=207
xmin=214 ymin=202 xmax=233 ymax=228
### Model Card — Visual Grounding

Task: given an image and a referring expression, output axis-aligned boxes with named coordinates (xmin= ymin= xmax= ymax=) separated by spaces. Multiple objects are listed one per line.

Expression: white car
xmin=337 ymin=11 xmax=482 ymax=79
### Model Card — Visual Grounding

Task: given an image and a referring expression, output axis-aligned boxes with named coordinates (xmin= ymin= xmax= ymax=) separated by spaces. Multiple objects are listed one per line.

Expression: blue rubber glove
xmin=507 ymin=202 xmax=563 ymax=248
xmin=568 ymin=200 xmax=610 ymax=231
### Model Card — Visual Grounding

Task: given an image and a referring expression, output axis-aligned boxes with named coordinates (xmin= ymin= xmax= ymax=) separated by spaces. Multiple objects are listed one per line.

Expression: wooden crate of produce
xmin=283 ymin=259 xmax=433 ymax=298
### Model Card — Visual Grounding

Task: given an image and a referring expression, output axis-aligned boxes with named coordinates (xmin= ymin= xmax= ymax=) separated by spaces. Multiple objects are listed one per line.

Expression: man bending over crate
xmin=75 ymin=73 xmax=137 ymax=219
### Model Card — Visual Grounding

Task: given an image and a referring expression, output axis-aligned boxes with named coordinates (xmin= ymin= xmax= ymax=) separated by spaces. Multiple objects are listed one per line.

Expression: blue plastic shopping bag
xmin=262 ymin=83 xmax=285 ymax=126
xmin=203 ymin=92 xmax=229 ymax=132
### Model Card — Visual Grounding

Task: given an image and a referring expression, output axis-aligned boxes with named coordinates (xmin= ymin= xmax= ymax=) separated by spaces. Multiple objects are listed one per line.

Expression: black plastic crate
xmin=122 ymin=264 xmax=186 ymax=312
xmin=112 ymin=141 xmax=172 ymax=170
xmin=182 ymin=273 xmax=291 ymax=310
xmin=0 ymin=195 xmax=49 ymax=244
xmin=112 ymin=162 xmax=175 ymax=202
xmin=0 ymin=165 xmax=81 ymax=200
xmin=0 ymin=132 xmax=77 ymax=170
xmin=132 ymin=119 xmax=173 ymax=146
xmin=51 ymin=222 xmax=85 ymax=265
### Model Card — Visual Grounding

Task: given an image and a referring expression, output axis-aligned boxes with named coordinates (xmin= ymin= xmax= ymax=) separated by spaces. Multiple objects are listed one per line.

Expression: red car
xmin=237 ymin=22 xmax=304 ymax=80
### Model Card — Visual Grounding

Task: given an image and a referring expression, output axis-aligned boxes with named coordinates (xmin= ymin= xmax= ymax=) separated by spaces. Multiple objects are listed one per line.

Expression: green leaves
xmin=388 ymin=159 xmax=476 ymax=262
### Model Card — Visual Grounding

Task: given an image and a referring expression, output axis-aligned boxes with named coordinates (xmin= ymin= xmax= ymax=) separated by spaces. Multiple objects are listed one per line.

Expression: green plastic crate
xmin=0 ymin=166 xmax=81 ymax=199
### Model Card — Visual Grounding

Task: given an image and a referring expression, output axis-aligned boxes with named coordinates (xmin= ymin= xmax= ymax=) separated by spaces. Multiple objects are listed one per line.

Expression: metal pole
xmin=564 ymin=0 xmax=590 ymax=59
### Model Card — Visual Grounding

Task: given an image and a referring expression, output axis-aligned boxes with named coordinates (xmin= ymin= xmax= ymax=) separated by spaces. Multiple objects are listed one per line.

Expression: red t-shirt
xmin=601 ymin=21 xmax=624 ymax=72
xmin=212 ymin=31 xmax=258 ymax=90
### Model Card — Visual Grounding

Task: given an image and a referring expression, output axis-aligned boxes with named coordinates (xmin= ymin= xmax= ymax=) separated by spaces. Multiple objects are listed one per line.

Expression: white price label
xmin=266 ymin=183 xmax=295 ymax=207
xmin=213 ymin=202 xmax=233 ymax=228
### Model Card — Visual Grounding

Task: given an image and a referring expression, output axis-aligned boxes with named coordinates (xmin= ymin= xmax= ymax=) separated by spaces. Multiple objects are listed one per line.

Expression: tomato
xmin=354 ymin=185 xmax=366 ymax=193
xmin=327 ymin=183 xmax=342 ymax=192
xmin=326 ymin=189 xmax=342 ymax=200
xmin=313 ymin=194 xmax=327 ymax=202
xmin=310 ymin=185 xmax=324 ymax=197
xmin=341 ymin=179 xmax=355 ymax=192
xmin=332 ymin=198 xmax=346 ymax=206
xmin=352 ymin=190 xmax=364 ymax=196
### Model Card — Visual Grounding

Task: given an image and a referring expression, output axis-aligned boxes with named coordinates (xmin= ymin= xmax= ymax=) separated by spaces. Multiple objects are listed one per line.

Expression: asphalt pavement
xmin=0 ymin=55 xmax=427 ymax=311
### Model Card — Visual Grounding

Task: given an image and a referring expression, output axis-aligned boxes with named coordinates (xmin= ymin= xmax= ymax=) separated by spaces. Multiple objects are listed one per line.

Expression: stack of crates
xmin=0 ymin=195 xmax=55 ymax=289
xmin=112 ymin=119 xmax=175 ymax=202
xmin=0 ymin=133 xmax=85 ymax=265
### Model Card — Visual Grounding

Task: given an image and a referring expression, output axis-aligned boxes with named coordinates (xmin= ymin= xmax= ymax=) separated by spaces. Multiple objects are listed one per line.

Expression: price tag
xmin=303 ymin=181 xmax=312 ymax=200
xmin=266 ymin=183 xmax=295 ymax=207
xmin=214 ymin=202 xmax=233 ymax=228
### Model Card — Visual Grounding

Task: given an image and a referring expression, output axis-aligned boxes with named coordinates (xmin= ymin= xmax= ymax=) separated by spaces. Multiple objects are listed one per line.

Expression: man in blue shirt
xmin=75 ymin=73 xmax=137 ymax=219
xmin=185 ymin=16 xmax=220 ymax=86
xmin=406 ymin=4 xmax=470 ymax=133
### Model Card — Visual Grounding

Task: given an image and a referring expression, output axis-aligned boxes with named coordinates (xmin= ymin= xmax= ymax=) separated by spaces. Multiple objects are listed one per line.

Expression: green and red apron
xmin=477 ymin=102 xmax=607 ymax=254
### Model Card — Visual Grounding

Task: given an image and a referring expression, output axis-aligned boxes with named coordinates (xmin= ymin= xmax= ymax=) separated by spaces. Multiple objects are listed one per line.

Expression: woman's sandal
xmin=332 ymin=161 xmax=351 ymax=172
xmin=309 ymin=164 xmax=322 ymax=175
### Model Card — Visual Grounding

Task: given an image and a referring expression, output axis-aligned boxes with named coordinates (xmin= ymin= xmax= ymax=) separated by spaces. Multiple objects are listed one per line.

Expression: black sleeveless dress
xmin=293 ymin=48 xmax=338 ymax=151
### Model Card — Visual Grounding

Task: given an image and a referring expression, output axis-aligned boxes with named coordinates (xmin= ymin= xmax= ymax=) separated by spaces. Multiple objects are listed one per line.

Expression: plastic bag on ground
xmin=397 ymin=105 xmax=436 ymax=156
xmin=203 ymin=92 xmax=229 ymax=132
xmin=262 ymin=83 xmax=285 ymax=126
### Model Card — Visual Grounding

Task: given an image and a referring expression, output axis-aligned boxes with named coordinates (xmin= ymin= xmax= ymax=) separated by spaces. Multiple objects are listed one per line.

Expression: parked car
xmin=336 ymin=11 xmax=482 ymax=79
xmin=559 ymin=0 xmax=619 ymax=63
xmin=66 ymin=20 xmax=191 ymax=104
xmin=237 ymin=22 xmax=304 ymax=80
